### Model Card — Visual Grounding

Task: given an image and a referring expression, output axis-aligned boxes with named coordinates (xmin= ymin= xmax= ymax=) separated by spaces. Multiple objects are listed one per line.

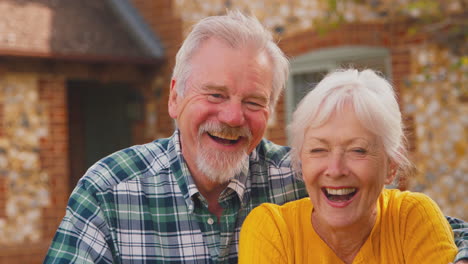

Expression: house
xmin=0 ymin=0 xmax=182 ymax=262
xmin=0 ymin=0 xmax=466 ymax=262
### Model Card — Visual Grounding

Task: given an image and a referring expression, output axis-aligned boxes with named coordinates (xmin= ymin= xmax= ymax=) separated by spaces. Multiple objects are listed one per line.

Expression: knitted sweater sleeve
xmin=400 ymin=192 xmax=457 ymax=263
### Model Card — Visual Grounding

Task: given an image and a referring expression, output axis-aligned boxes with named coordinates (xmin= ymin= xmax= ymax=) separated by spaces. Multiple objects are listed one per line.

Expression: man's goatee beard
xmin=196 ymin=121 xmax=252 ymax=183
xmin=196 ymin=149 xmax=249 ymax=183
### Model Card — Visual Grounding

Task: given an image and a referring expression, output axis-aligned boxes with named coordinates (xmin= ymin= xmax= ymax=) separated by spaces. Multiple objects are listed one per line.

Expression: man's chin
xmin=196 ymin=151 xmax=248 ymax=183
xmin=207 ymin=173 xmax=235 ymax=184
xmin=197 ymin=162 xmax=238 ymax=183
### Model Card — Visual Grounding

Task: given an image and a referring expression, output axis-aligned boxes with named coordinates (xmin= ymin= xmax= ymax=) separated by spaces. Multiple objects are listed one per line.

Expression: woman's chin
xmin=313 ymin=209 xmax=358 ymax=229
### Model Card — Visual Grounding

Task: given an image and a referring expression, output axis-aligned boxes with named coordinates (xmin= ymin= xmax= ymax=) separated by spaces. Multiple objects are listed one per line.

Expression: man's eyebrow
xmin=202 ymin=85 xmax=270 ymax=104
xmin=203 ymin=85 xmax=227 ymax=92
xmin=248 ymin=94 xmax=269 ymax=104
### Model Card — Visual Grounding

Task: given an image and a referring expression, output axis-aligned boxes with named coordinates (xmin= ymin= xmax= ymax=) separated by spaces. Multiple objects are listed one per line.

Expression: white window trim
xmin=286 ymin=45 xmax=392 ymax=141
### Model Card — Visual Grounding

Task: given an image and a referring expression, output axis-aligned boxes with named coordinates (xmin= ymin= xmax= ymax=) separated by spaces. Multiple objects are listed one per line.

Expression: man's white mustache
xmin=198 ymin=121 xmax=252 ymax=141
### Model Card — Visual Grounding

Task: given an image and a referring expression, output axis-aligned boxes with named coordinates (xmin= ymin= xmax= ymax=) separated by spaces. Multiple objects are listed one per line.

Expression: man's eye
xmin=245 ymin=101 xmax=264 ymax=111
xmin=207 ymin=94 xmax=224 ymax=102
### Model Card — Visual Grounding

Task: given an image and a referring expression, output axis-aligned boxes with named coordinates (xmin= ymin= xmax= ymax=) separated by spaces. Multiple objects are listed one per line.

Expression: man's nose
xmin=218 ymin=101 xmax=245 ymax=127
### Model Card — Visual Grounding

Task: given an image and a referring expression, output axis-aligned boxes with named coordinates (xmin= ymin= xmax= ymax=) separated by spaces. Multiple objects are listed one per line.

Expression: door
xmin=67 ymin=80 xmax=134 ymax=190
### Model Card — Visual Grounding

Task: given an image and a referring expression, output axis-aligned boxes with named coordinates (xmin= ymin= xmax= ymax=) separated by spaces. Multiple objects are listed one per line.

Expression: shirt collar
xmin=170 ymin=130 xmax=196 ymax=213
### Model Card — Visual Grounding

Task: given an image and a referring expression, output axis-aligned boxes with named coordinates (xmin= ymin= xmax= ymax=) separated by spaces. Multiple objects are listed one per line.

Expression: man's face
xmin=169 ymin=37 xmax=273 ymax=183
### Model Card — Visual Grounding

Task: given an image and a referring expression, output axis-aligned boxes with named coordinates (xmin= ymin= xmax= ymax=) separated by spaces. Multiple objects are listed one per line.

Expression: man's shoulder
xmin=254 ymin=138 xmax=291 ymax=166
xmin=80 ymin=136 xmax=176 ymax=193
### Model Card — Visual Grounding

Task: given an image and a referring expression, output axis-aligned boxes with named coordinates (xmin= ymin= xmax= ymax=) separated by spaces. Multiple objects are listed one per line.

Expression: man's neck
xmin=192 ymin=172 xmax=229 ymax=219
xmin=180 ymin=142 xmax=231 ymax=219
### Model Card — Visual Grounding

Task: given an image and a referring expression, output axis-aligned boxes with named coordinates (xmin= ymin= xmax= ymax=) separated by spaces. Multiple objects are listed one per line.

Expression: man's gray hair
xmin=171 ymin=10 xmax=289 ymax=111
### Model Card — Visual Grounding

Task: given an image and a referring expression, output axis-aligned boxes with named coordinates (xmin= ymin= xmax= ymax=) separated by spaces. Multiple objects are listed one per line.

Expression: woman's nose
xmin=325 ymin=152 xmax=348 ymax=178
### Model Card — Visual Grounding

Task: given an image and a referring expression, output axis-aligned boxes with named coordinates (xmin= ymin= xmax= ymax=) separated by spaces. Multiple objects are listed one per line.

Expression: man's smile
xmin=208 ymin=131 xmax=242 ymax=145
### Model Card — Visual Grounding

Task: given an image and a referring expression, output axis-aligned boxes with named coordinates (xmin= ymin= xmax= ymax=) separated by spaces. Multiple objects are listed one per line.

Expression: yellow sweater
xmin=239 ymin=189 xmax=456 ymax=263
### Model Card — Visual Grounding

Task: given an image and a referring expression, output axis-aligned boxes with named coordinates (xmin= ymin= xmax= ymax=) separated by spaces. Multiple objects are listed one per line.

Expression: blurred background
xmin=0 ymin=0 xmax=466 ymax=262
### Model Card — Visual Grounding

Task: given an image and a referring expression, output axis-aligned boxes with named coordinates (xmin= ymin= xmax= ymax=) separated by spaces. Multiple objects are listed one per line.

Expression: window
xmin=286 ymin=46 xmax=392 ymax=136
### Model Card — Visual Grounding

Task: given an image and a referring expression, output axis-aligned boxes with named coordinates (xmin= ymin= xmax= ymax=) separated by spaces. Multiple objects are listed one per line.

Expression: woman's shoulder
xmin=245 ymin=198 xmax=311 ymax=226
xmin=380 ymin=189 xmax=456 ymax=263
xmin=251 ymin=198 xmax=311 ymax=215
xmin=383 ymin=189 xmax=438 ymax=207
xmin=381 ymin=189 xmax=445 ymax=220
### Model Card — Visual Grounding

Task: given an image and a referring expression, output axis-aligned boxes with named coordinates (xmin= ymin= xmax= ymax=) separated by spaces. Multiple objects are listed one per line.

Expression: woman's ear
xmin=168 ymin=79 xmax=179 ymax=119
xmin=385 ymin=161 xmax=398 ymax=185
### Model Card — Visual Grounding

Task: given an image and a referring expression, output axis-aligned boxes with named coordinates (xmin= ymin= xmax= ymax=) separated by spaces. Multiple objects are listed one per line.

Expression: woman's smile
xmin=322 ymin=187 xmax=358 ymax=202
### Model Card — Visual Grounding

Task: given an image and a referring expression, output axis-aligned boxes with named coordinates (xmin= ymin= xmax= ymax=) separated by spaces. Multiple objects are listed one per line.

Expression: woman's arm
xmin=401 ymin=192 xmax=457 ymax=263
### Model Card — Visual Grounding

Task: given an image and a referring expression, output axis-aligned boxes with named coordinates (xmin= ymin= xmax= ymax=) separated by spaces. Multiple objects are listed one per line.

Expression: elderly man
xmin=45 ymin=11 xmax=467 ymax=264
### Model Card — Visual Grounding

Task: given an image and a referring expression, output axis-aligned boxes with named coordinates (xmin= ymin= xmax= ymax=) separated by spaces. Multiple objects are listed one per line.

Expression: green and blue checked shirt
xmin=45 ymin=131 xmax=306 ymax=263
xmin=45 ymin=131 xmax=468 ymax=263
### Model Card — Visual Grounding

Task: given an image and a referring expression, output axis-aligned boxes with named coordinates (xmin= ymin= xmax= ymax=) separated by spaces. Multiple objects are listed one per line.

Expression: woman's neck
xmin=311 ymin=211 xmax=377 ymax=264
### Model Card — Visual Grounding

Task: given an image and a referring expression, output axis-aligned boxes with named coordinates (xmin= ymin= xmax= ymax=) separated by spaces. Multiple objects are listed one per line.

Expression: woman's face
xmin=300 ymin=105 xmax=394 ymax=229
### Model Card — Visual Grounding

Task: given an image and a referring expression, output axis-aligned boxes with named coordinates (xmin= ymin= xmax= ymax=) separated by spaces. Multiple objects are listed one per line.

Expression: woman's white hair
xmin=288 ymin=68 xmax=413 ymax=179
xmin=171 ymin=10 xmax=289 ymax=111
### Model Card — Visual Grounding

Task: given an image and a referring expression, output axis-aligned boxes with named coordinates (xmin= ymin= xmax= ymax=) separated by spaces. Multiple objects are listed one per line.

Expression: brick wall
xmin=130 ymin=0 xmax=184 ymax=139
xmin=402 ymin=44 xmax=468 ymax=219
xmin=270 ymin=22 xmax=410 ymax=148
xmin=0 ymin=74 xmax=67 ymax=263
xmin=0 ymin=1 xmax=183 ymax=262
xmin=0 ymin=65 xmax=162 ymax=264
xmin=38 ymin=78 xmax=70 ymax=251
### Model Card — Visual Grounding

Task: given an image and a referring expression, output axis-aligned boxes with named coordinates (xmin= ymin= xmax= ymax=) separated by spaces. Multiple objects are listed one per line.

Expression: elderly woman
xmin=239 ymin=69 xmax=457 ymax=263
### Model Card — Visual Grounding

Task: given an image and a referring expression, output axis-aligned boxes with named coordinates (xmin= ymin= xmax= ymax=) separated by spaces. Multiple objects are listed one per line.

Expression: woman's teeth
xmin=324 ymin=188 xmax=356 ymax=195
xmin=323 ymin=187 xmax=357 ymax=202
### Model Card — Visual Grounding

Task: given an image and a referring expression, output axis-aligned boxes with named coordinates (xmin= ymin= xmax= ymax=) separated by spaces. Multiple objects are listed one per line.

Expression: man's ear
xmin=168 ymin=79 xmax=179 ymax=119
xmin=385 ymin=161 xmax=398 ymax=185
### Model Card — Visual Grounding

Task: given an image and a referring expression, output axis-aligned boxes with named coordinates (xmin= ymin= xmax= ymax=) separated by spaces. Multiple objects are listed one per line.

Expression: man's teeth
xmin=325 ymin=188 xmax=356 ymax=195
xmin=209 ymin=132 xmax=240 ymax=140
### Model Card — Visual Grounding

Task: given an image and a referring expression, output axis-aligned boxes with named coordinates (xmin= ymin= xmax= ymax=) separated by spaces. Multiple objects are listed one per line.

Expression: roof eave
xmin=0 ymin=48 xmax=163 ymax=65
xmin=106 ymin=0 xmax=165 ymax=59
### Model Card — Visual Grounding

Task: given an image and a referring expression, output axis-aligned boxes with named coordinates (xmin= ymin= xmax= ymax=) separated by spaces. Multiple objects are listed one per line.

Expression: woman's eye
xmin=310 ymin=148 xmax=326 ymax=153
xmin=351 ymin=148 xmax=367 ymax=154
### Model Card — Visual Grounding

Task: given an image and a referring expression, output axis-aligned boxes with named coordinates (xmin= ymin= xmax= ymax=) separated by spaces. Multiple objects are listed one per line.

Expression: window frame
xmin=285 ymin=45 xmax=392 ymax=140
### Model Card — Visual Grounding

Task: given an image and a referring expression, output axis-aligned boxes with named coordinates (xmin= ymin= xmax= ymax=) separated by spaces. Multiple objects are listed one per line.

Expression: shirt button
xmin=207 ymin=218 xmax=214 ymax=225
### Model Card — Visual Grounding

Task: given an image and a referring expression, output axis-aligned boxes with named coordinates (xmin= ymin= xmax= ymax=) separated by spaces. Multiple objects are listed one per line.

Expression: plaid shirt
xmin=45 ymin=131 xmax=468 ymax=263
xmin=45 ymin=131 xmax=306 ymax=263
xmin=449 ymin=216 xmax=468 ymax=263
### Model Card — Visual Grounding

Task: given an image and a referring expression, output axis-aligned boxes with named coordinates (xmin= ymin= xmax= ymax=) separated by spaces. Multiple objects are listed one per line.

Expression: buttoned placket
xmin=191 ymin=188 xmax=242 ymax=263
